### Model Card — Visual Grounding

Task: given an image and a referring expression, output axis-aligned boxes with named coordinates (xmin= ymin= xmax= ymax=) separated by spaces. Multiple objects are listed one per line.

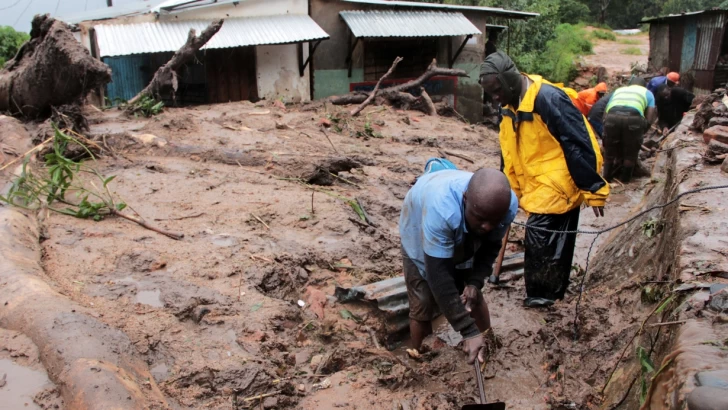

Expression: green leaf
xmin=339 ymin=309 xmax=361 ymax=322
xmin=103 ymin=175 xmax=116 ymax=187
xmin=250 ymin=302 xmax=263 ymax=312
xmin=655 ymin=296 xmax=674 ymax=314
xmin=636 ymin=346 xmax=655 ymax=373
xmin=116 ymin=203 xmax=127 ymax=211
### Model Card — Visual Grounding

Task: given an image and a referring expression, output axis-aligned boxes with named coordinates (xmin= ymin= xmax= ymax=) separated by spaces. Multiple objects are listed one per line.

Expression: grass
xmin=619 ymin=38 xmax=641 ymax=45
xmin=621 ymin=47 xmax=642 ymax=55
xmin=591 ymin=29 xmax=617 ymax=41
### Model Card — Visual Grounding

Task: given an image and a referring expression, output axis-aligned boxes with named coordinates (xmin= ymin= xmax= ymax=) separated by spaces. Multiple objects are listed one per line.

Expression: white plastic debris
xmin=312 ymin=378 xmax=331 ymax=391
xmin=297 ymin=300 xmax=306 ymax=308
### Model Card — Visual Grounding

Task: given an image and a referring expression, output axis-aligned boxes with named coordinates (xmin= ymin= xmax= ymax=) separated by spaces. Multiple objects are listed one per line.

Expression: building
xmin=642 ymin=10 xmax=728 ymax=95
xmin=61 ymin=0 xmax=330 ymax=105
xmin=310 ymin=0 xmax=537 ymax=121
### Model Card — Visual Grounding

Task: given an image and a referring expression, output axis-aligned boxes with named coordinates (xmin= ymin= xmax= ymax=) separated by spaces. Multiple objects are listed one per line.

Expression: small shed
xmin=310 ymin=0 xmax=538 ymax=122
xmin=61 ymin=0 xmax=330 ymax=105
xmin=642 ymin=10 xmax=728 ymax=95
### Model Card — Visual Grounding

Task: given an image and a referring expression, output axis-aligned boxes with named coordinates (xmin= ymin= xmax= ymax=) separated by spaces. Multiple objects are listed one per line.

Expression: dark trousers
xmin=524 ymin=207 xmax=580 ymax=300
xmin=603 ymin=109 xmax=648 ymax=182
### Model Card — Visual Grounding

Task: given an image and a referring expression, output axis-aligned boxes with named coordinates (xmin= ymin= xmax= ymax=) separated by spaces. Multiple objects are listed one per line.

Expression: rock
xmin=722 ymin=157 xmax=728 ymax=174
xmin=297 ymin=383 xmax=306 ymax=392
xmin=710 ymin=284 xmax=728 ymax=294
xmin=131 ymin=133 xmax=168 ymax=147
xmin=708 ymin=116 xmax=728 ymax=128
xmin=262 ymin=396 xmax=278 ymax=409
xmin=305 ymin=286 xmax=327 ymax=319
xmin=191 ymin=306 xmax=210 ymax=323
xmin=708 ymin=286 xmax=728 ymax=312
xmin=295 ymin=350 xmax=312 ymax=366
xmin=703 ymin=125 xmax=728 ymax=144
xmin=708 ymin=139 xmax=728 ymax=155
xmin=695 ymin=370 xmax=728 ymax=389
xmin=687 ymin=386 xmax=728 ymax=410
xmin=310 ymin=354 xmax=324 ymax=369
xmin=687 ymin=291 xmax=711 ymax=310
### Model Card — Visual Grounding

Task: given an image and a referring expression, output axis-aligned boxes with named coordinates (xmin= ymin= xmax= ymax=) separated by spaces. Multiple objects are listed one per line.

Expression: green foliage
xmin=128 ymin=95 xmax=164 ymax=117
xmin=641 ymin=218 xmax=663 ymax=237
xmin=661 ymin=0 xmax=724 ymax=15
xmin=0 ymin=126 xmax=126 ymax=222
xmin=636 ymin=345 xmax=655 ymax=404
xmin=591 ymin=29 xmax=617 ymax=41
xmin=619 ymin=38 xmax=641 ymax=45
xmin=530 ymin=24 xmax=593 ymax=84
xmin=0 ymin=26 xmax=29 ymax=69
xmin=558 ymin=0 xmax=591 ymax=23
xmin=621 ymin=46 xmax=643 ymax=55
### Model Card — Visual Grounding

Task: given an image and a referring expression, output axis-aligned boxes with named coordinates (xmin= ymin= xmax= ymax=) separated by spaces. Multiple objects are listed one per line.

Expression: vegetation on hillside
xmin=0 ymin=25 xmax=29 ymax=68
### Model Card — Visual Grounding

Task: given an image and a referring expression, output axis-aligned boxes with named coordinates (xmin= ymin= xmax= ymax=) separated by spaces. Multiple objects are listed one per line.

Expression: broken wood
xmin=439 ymin=149 xmax=475 ymax=164
xmin=320 ymin=127 xmax=338 ymax=153
xmin=128 ymin=19 xmax=224 ymax=105
xmin=251 ymin=213 xmax=270 ymax=230
xmin=351 ymin=56 xmax=403 ymax=116
xmin=419 ymin=87 xmax=437 ymax=116
xmin=109 ymin=208 xmax=184 ymax=240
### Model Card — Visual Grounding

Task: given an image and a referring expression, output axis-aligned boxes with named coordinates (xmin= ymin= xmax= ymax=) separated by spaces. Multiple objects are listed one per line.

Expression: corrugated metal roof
xmin=342 ymin=0 xmax=539 ymax=19
xmin=57 ymin=0 xmax=164 ymax=24
xmin=641 ymin=9 xmax=727 ymax=23
xmin=694 ymin=12 xmax=726 ymax=70
xmin=94 ymin=14 xmax=329 ymax=57
xmin=340 ymin=10 xmax=480 ymax=38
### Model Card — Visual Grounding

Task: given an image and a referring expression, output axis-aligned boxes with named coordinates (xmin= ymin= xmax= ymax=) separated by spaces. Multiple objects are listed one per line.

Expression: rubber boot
xmin=620 ymin=166 xmax=634 ymax=183
xmin=603 ymin=162 xmax=616 ymax=182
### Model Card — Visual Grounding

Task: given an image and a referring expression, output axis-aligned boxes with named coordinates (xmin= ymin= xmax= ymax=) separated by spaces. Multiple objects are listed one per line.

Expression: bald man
xmin=400 ymin=164 xmax=518 ymax=363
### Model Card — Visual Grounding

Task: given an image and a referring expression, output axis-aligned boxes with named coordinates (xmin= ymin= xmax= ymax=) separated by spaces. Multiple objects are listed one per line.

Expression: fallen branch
xmin=647 ymin=320 xmax=686 ymax=327
xmin=329 ymin=171 xmax=360 ymax=188
xmin=0 ymin=139 xmax=53 ymax=172
xmin=320 ymin=127 xmax=338 ymax=153
xmin=251 ymin=213 xmax=270 ymax=230
xmin=351 ymin=56 xmax=403 ymax=116
xmin=129 ymin=20 xmax=224 ymax=105
xmin=242 ymin=391 xmax=280 ymax=402
xmin=419 ymin=87 xmax=437 ymax=116
xmin=153 ymin=212 xmax=206 ymax=221
xmin=111 ymin=209 xmax=184 ymax=240
xmin=439 ymin=149 xmax=475 ymax=164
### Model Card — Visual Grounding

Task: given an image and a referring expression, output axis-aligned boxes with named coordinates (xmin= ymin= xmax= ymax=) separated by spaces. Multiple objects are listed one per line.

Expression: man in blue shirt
xmin=400 ymin=166 xmax=518 ymax=364
xmin=647 ymin=72 xmax=679 ymax=94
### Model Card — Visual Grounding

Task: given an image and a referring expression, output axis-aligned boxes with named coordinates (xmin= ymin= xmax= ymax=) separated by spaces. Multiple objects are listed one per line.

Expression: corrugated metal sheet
xmin=58 ymin=0 xmax=164 ymax=24
xmin=335 ymin=252 xmax=524 ymax=347
xmin=680 ymin=17 xmax=697 ymax=73
xmin=95 ymin=14 xmax=329 ymax=57
xmin=693 ymin=70 xmax=715 ymax=95
xmin=694 ymin=12 xmax=727 ymax=71
xmin=340 ymin=11 xmax=480 ymax=38
xmin=668 ymin=20 xmax=685 ymax=73
xmin=649 ymin=23 xmax=670 ymax=70
xmin=342 ymin=0 xmax=539 ymax=19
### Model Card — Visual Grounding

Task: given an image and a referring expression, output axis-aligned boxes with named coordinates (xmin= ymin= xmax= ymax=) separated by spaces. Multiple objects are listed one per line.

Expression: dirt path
xmin=583 ymin=31 xmax=649 ymax=74
xmin=4 ymin=101 xmax=655 ymax=409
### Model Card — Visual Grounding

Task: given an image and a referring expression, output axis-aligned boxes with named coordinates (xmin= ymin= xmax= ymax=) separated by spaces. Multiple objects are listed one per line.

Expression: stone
xmin=297 ymin=384 xmax=306 ymax=392
xmin=721 ymin=157 xmax=728 ymax=174
xmin=695 ymin=370 xmax=728 ymax=389
xmin=262 ymin=396 xmax=278 ymax=409
xmin=687 ymin=386 xmax=728 ymax=410
xmin=710 ymin=284 xmax=728 ymax=294
xmin=708 ymin=139 xmax=728 ymax=155
xmin=708 ymin=116 xmax=728 ymax=128
xmin=708 ymin=286 xmax=728 ymax=312
xmin=305 ymin=286 xmax=327 ymax=319
xmin=310 ymin=354 xmax=324 ymax=369
xmin=703 ymin=125 xmax=728 ymax=144
xmin=687 ymin=291 xmax=710 ymax=310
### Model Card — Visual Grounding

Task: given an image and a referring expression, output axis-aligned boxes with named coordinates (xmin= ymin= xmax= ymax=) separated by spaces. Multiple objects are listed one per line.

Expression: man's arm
xmin=533 ymin=84 xmax=607 ymax=194
xmin=645 ymin=90 xmax=657 ymax=123
xmin=424 ymin=254 xmax=479 ymax=338
xmin=467 ymin=238 xmax=502 ymax=288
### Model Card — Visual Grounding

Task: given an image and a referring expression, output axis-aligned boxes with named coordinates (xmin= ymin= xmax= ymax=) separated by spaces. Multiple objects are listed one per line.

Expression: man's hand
xmin=592 ymin=206 xmax=604 ymax=217
xmin=463 ymin=334 xmax=485 ymax=364
xmin=460 ymin=285 xmax=480 ymax=312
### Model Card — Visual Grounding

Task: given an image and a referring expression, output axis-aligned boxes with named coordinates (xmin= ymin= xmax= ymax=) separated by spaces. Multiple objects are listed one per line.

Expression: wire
xmin=0 ymin=0 xmax=23 ymax=11
xmin=53 ymin=0 xmax=61 ymax=16
xmin=512 ymin=183 xmax=728 ymax=340
xmin=12 ymin=0 xmax=33 ymax=27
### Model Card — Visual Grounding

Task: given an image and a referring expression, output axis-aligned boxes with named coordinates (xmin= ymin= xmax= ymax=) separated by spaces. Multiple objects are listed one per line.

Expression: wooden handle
xmin=492 ymin=225 xmax=511 ymax=279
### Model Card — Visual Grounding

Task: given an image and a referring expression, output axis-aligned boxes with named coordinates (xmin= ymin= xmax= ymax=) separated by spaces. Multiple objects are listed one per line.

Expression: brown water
xmin=0 ymin=359 xmax=51 ymax=410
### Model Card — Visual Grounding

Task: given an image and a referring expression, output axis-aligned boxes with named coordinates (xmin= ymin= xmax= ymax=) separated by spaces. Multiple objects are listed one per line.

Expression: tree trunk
xmin=0 ymin=15 xmax=111 ymax=118
xmin=128 ymin=19 xmax=224 ymax=105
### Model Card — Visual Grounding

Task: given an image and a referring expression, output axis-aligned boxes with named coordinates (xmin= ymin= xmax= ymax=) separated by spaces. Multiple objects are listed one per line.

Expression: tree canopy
xmin=0 ymin=25 xmax=29 ymax=69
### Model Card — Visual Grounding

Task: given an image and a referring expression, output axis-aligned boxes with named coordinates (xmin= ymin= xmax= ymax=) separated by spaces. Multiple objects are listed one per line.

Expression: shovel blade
xmin=461 ymin=403 xmax=506 ymax=410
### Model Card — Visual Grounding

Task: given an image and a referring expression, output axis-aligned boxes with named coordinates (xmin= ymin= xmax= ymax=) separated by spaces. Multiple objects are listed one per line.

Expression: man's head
xmin=666 ymin=72 xmax=680 ymax=87
xmin=480 ymin=51 xmax=522 ymax=107
xmin=463 ymin=169 xmax=512 ymax=237
xmin=629 ymin=76 xmax=647 ymax=87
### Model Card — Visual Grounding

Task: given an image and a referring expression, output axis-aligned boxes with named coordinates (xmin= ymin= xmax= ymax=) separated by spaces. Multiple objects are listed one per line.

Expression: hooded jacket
xmin=500 ymin=75 xmax=610 ymax=215
xmin=573 ymin=82 xmax=608 ymax=116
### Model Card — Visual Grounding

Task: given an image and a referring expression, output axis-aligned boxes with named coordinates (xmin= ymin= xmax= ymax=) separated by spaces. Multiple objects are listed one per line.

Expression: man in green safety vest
xmin=602 ymin=77 xmax=657 ymax=183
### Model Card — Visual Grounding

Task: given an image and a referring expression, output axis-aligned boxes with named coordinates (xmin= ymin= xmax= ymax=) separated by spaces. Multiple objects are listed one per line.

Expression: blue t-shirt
xmin=647 ymin=76 xmax=666 ymax=94
xmin=399 ymin=170 xmax=518 ymax=279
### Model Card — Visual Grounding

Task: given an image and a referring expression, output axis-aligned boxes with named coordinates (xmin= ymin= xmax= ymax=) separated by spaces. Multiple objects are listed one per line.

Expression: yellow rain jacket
xmin=500 ymin=75 xmax=609 ymax=215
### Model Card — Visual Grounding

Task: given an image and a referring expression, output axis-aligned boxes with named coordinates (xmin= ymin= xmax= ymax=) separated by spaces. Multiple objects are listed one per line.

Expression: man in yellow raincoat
xmin=480 ymin=52 xmax=610 ymax=307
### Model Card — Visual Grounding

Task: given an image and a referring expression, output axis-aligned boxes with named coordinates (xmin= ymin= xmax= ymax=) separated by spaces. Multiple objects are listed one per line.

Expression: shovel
xmin=487 ymin=225 xmax=511 ymax=286
xmin=461 ymin=361 xmax=506 ymax=410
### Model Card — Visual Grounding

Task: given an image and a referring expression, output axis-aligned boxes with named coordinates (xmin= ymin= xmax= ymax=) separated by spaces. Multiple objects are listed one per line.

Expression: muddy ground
xmin=0 ymin=99 xmax=685 ymax=410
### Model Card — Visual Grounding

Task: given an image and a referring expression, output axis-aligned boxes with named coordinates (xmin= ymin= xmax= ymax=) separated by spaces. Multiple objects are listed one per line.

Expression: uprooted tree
xmin=128 ymin=19 xmax=224 ymax=105
xmin=0 ymin=15 xmax=111 ymax=118
xmin=330 ymin=58 xmax=470 ymax=116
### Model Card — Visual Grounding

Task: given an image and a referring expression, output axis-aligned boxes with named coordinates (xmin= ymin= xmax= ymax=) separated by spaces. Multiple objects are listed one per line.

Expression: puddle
xmin=0 ymin=359 xmax=50 ymax=410
xmin=212 ymin=234 xmax=237 ymax=247
xmin=136 ymin=289 xmax=163 ymax=307
xmin=150 ymin=363 xmax=169 ymax=382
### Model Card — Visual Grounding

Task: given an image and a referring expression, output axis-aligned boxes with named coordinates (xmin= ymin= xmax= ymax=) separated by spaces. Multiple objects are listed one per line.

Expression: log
xmin=351 ymin=56 xmax=403 ymax=116
xmin=0 ymin=15 xmax=111 ymax=118
xmin=128 ymin=19 xmax=224 ymax=105
xmin=419 ymin=87 xmax=436 ymax=116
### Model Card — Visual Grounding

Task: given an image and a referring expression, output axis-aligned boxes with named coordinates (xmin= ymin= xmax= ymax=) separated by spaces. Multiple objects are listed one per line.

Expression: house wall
xmin=256 ymin=44 xmax=311 ymax=102
xmin=649 ymin=23 xmax=670 ymax=71
xmin=309 ymin=0 xmax=491 ymax=122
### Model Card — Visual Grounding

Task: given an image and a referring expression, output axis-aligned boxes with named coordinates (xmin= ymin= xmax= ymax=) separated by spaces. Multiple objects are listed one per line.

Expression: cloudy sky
xmin=0 ymin=0 xmax=155 ymax=32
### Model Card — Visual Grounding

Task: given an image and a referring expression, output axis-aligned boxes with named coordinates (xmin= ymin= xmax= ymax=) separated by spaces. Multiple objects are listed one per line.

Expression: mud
xmin=2 ymin=94 xmax=725 ymax=410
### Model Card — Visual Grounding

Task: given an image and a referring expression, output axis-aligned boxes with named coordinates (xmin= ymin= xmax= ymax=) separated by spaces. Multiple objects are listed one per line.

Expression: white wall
xmin=256 ymin=43 xmax=311 ymax=102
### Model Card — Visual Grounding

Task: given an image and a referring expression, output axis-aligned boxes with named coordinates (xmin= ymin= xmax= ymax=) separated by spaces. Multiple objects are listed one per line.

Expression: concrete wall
xmin=256 ymin=43 xmax=311 ymax=102
xmin=309 ymin=0 xmax=491 ymax=122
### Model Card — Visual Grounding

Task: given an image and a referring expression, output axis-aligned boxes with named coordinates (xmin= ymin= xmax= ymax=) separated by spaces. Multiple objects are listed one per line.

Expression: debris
xmin=406 ymin=348 xmax=421 ymax=359
xmin=310 ymin=355 xmax=324 ymax=369
xmin=320 ymin=127 xmax=338 ymax=154
xmin=708 ymin=286 xmax=728 ymax=312
xmin=251 ymin=213 xmax=270 ymax=230
xmin=275 ymin=121 xmax=293 ymax=130
xmin=438 ymin=149 xmax=475 ymax=164
xmin=703 ymin=125 xmax=728 ymax=145
xmin=297 ymin=300 xmax=306 ymax=308
xmin=722 ymin=157 xmax=728 ymax=174
xmin=273 ymin=100 xmax=287 ymax=111
xmin=351 ymin=56 xmax=403 ymax=116
xmin=128 ymin=20 xmax=224 ymax=104
xmin=297 ymin=384 xmax=306 ymax=392
xmin=0 ymin=15 xmax=111 ymax=118
xmin=339 ymin=309 xmax=361 ymax=322
xmin=318 ymin=118 xmax=332 ymax=128
xmin=241 ymin=390 xmax=280 ymax=403
xmin=312 ymin=378 xmax=331 ymax=391
xmin=305 ymin=286 xmax=327 ymax=319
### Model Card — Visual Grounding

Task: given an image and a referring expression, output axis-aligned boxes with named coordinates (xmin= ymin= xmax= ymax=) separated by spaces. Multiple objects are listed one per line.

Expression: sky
xmin=0 ymin=0 xmax=150 ymax=32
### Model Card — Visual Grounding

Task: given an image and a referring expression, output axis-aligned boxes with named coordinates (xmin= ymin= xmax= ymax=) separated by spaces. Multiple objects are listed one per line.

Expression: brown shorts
xmin=402 ymin=248 xmax=465 ymax=322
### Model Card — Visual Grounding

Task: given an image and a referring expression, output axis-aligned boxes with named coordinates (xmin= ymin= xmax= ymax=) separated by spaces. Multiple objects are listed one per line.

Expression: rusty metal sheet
xmin=693 ymin=70 xmax=716 ymax=95
xmin=668 ymin=20 xmax=684 ymax=73
xmin=649 ymin=23 xmax=670 ymax=71
xmin=694 ymin=12 xmax=727 ymax=71
xmin=334 ymin=252 xmax=525 ymax=347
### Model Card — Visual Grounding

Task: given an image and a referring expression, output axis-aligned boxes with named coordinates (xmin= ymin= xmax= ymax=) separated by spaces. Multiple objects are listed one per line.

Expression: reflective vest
xmin=606 ymin=85 xmax=649 ymax=116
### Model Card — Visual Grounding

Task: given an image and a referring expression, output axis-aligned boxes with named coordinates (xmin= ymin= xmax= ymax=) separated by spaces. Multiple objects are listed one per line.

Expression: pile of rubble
xmin=693 ymin=88 xmax=728 ymax=172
